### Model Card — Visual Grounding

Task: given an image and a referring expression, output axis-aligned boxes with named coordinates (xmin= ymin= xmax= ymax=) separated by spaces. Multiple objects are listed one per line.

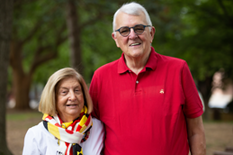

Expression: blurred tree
xmin=65 ymin=0 xmax=117 ymax=74
xmin=66 ymin=0 xmax=83 ymax=73
xmin=10 ymin=0 xmax=67 ymax=109
xmin=9 ymin=0 xmax=124 ymax=109
xmin=0 ymin=0 xmax=14 ymax=154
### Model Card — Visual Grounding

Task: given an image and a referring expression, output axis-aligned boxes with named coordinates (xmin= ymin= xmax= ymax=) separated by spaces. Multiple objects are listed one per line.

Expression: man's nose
xmin=128 ymin=28 xmax=138 ymax=38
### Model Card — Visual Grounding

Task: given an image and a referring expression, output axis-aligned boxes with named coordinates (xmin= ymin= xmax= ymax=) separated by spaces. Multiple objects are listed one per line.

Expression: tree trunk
xmin=12 ymin=71 xmax=32 ymax=109
xmin=197 ymin=76 xmax=213 ymax=120
xmin=0 ymin=0 xmax=14 ymax=154
xmin=66 ymin=0 xmax=83 ymax=74
xmin=10 ymin=41 xmax=31 ymax=109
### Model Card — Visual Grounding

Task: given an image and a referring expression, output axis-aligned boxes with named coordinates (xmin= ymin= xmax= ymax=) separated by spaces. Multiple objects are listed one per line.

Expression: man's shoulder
xmin=156 ymin=53 xmax=186 ymax=66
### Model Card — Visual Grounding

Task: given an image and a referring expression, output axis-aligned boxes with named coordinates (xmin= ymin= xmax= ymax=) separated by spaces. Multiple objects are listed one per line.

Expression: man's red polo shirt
xmin=89 ymin=47 xmax=203 ymax=155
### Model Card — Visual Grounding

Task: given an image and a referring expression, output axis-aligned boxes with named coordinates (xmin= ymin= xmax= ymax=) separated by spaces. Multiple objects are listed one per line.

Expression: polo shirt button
xmin=136 ymin=81 xmax=139 ymax=84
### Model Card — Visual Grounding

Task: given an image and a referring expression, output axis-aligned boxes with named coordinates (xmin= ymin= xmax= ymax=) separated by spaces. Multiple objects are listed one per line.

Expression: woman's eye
xmin=61 ymin=91 xmax=67 ymax=94
xmin=75 ymin=89 xmax=83 ymax=94
xmin=59 ymin=89 xmax=67 ymax=95
xmin=75 ymin=89 xmax=80 ymax=92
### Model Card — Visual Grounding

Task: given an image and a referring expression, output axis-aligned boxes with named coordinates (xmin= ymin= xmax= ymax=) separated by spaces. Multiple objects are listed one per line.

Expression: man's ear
xmin=112 ymin=32 xmax=120 ymax=47
xmin=150 ymin=26 xmax=156 ymax=43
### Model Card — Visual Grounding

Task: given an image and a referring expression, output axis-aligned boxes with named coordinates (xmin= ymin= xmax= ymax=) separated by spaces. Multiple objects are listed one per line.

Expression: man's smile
xmin=129 ymin=43 xmax=141 ymax=46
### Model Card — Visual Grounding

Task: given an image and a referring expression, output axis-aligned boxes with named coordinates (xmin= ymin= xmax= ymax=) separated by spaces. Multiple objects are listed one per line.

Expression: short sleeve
xmin=182 ymin=62 xmax=204 ymax=118
xmin=89 ymin=72 xmax=101 ymax=119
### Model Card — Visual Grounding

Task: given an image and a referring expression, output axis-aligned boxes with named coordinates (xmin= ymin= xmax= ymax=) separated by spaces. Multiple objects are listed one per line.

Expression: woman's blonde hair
xmin=38 ymin=67 xmax=93 ymax=115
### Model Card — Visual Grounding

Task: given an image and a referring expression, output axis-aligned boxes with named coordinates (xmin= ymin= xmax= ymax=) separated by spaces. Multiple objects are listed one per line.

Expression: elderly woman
xmin=23 ymin=68 xmax=104 ymax=155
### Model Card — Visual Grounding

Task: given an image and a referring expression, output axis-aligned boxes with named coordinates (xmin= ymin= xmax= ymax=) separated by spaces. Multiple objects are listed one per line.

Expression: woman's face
xmin=56 ymin=77 xmax=84 ymax=122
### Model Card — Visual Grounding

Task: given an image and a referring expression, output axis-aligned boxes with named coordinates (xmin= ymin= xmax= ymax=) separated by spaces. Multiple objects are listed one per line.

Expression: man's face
xmin=112 ymin=12 xmax=155 ymax=62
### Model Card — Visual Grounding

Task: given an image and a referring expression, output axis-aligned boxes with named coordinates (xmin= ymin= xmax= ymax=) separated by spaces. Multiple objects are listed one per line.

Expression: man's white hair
xmin=113 ymin=2 xmax=152 ymax=34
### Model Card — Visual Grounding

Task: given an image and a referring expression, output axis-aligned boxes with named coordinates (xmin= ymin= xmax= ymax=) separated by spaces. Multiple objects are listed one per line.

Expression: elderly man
xmin=89 ymin=2 xmax=206 ymax=155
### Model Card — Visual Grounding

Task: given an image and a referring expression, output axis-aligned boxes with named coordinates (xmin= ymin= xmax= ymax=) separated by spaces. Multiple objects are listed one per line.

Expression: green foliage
xmin=181 ymin=0 xmax=233 ymax=80
xmin=151 ymin=0 xmax=233 ymax=82
xmin=33 ymin=42 xmax=70 ymax=85
xmin=10 ymin=0 xmax=233 ymax=96
xmin=82 ymin=20 xmax=121 ymax=82
xmin=10 ymin=0 xmax=122 ymax=87
xmin=12 ymin=0 xmax=68 ymax=83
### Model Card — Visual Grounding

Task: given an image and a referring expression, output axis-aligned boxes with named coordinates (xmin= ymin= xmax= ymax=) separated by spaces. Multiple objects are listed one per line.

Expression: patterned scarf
xmin=42 ymin=106 xmax=92 ymax=155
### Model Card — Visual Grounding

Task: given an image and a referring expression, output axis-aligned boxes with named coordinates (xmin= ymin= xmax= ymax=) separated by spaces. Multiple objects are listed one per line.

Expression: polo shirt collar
xmin=118 ymin=53 xmax=128 ymax=74
xmin=145 ymin=46 xmax=157 ymax=70
xmin=118 ymin=46 xmax=158 ymax=74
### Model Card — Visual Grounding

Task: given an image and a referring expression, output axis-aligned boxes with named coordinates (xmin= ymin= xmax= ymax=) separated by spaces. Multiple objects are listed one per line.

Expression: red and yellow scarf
xmin=42 ymin=106 xmax=92 ymax=155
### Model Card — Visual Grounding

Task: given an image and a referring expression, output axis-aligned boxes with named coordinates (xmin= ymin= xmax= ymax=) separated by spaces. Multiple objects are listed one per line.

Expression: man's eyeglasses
xmin=115 ymin=24 xmax=151 ymax=37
